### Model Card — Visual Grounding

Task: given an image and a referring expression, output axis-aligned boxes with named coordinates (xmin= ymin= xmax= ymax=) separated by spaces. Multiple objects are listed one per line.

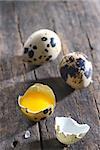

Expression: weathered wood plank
xmin=0 ymin=1 xmax=100 ymax=150
xmin=0 ymin=2 xmax=40 ymax=150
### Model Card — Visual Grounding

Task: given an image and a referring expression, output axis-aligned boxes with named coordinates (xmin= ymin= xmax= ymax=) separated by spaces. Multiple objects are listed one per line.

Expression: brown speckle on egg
xmin=45 ymin=49 xmax=48 ymax=52
xmin=39 ymin=55 xmax=42 ymax=59
xmin=49 ymin=111 xmax=52 ymax=115
xmin=28 ymin=50 xmax=34 ymax=58
xmin=45 ymin=55 xmax=52 ymax=61
xmin=43 ymin=109 xmax=48 ymax=114
xmin=33 ymin=45 xmax=37 ymax=49
xmin=41 ymin=37 xmax=47 ymax=41
xmin=48 ymin=108 xmax=52 ymax=115
xmin=50 ymin=37 xmax=56 ymax=47
xmin=47 ymin=44 xmax=50 ymax=47
xmin=49 ymin=108 xmax=52 ymax=111
xmin=26 ymin=108 xmax=28 ymax=113
xmin=69 ymin=56 xmax=74 ymax=62
xmin=24 ymin=48 xmax=29 ymax=54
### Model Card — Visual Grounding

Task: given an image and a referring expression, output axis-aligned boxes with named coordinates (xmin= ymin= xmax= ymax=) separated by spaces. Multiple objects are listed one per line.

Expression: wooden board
xmin=0 ymin=1 xmax=100 ymax=150
xmin=0 ymin=2 xmax=40 ymax=150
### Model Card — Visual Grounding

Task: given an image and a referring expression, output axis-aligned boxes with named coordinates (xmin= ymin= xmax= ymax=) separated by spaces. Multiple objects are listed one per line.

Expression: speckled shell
xmin=19 ymin=103 xmax=54 ymax=122
xmin=18 ymin=83 xmax=56 ymax=122
xmin=23 ymin=29 xmax=61 ymax=65
xmin=60 ymin=52 xmax=93 ymax=89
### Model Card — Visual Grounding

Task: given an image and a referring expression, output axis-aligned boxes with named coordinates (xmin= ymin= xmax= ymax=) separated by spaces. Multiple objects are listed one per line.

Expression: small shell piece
xmin=18 ymin=83 xmax=56 ymax=121
xmin=60 ymin=52 xmax=93 ymax=89
xmin=23 ymin=29 xmax=61 ymax=65
xmin=55 ymin=117 xmax=90 ymax=145
xmin=24 ymin=130 xmax=31 ymax=139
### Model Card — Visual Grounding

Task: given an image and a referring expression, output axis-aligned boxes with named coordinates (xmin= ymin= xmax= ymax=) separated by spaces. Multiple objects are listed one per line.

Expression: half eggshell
xmin=55 ymin=117 xmax=90 ymax=145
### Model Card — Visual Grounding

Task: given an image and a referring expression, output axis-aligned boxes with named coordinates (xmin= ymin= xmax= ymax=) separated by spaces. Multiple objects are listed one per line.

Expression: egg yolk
xmin=20 ymin=92 xmax=53 ymax=112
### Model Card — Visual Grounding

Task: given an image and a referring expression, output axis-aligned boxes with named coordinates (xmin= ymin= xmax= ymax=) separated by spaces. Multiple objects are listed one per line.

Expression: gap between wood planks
xmin=15 ymin=7 xmax=64 ymax=150
xmin=64 ymin=0 xmax=100 ymax=121
xmin=16 ymin=10 xmax=43 ymax=150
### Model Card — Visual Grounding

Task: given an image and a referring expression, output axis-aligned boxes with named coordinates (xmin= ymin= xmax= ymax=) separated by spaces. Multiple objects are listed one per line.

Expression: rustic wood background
xmin=0 ymin=1 xmax=100 ymax=150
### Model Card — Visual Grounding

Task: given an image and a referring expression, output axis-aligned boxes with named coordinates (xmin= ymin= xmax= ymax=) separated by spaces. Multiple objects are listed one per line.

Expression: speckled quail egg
xmin=18 ymin=83 xmax=56 ymax=121
xmin=60 ymin=52 xmax=93 ymax=89
xmin=23 ymin=29 xmax=61 ymax=65
xmin=55 ymin=117 xmax=90 ymax=145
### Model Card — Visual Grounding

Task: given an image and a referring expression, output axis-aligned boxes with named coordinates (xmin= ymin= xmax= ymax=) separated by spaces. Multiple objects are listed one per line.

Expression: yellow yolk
xmin=20 ymin=92 xmax=52 ymax=112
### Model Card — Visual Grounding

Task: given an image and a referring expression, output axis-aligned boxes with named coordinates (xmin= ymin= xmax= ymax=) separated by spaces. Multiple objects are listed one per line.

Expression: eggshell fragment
xmin=23 ymin=29 xmax=61 ymax=65
xmin=24 ymin=130 xmax=31 ymax=139
xmin=60 ymin=52 xmax=93 ymax=89
xmin=55 ymin=117 xmax=90 ymax=145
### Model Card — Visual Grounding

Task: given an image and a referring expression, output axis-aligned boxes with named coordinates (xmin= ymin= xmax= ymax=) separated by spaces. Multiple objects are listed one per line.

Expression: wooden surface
xmin=0 ymin=1 xmax=100 ymax=150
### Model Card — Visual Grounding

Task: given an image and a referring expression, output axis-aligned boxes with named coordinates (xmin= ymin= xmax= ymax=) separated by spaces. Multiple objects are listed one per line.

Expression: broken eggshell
xmin=55 ymin=117 xmax=90 ymax=145
xmin=60 ymin=52 xmax=93 ymax=89
xmin=23 ymin=29 xmax=61 ymax=65
xmin=18 ymin=83 xmax=56 ymax=121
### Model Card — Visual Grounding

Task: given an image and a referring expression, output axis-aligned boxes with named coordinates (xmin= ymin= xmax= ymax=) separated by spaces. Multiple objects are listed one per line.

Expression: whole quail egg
xmin=60 ymin=52 xmax=93 ymax=89
xmin=23 ymin=29 xmax=61 ymax=65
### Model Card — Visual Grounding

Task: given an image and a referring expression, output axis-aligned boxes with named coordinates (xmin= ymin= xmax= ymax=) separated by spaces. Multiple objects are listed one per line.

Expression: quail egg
xmin=60 ymin=52 xmax=93 ymax=89
xmin=23 ymin=29 xmax=61 ymax=65
xmin=18 ymin=83 xmax=56 ymax=121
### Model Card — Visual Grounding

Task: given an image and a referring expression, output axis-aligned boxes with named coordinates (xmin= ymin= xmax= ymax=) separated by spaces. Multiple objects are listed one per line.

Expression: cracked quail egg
xmin=23 ymin=29 xmax=61 ymax=65
xmin=18 ymin=83 xmax=56 ymax=121
xmin=55 ymin=117 xmax=90 ymax=145
xmin=60 ymin=52 xmax=93 ymax=89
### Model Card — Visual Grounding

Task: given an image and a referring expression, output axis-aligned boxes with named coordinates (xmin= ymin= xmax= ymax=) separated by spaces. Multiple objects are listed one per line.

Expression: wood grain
xmin=0 ymin=2 xmax=40 ymax=150
xmin=0 ymin=1 xmax=99 ymax=150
